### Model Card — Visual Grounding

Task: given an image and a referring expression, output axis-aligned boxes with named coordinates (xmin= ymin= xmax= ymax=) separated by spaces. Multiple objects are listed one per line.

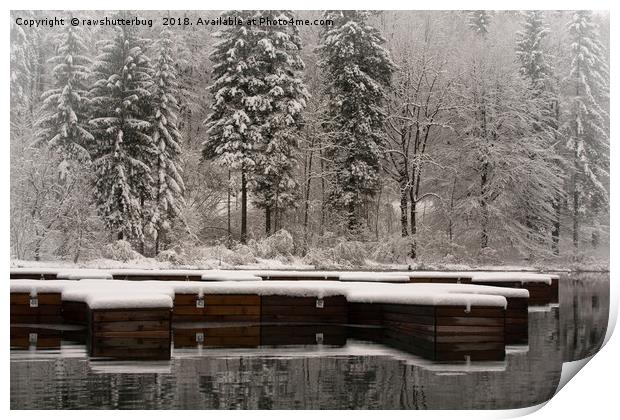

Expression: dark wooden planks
xmin=172 ymin=294 xmax=261 ymax=322
xmin=260 ymin=295 xmax=348 ymax=323
xmin=10 ymin=272 xmax=57 ymax=280
xmin=61 ymin=301 xmax=89 ymax=325
xmin=173 ymin=325 xmax=260 ymax=348
xmin=348 ymin=303 xmax=383 ymax=325
xmin=10 ymin=326 xmax=62 ymax=350
xmin=112 ymin=273 xmax=202 ymax=281
xmin=260 ymin=275 xmax=340 ymax=281
xmin=381 ymin=303 xmax=506 ymax=362
xmin=90 ymin=336 xmax=171 ymax=360
xmin=88 ymin=307 xmax=172 ymax=359
xmin=505 ymin=297 xmax=528 ymax=344
xmin=10 ymin=292 xmax=63 ymax=324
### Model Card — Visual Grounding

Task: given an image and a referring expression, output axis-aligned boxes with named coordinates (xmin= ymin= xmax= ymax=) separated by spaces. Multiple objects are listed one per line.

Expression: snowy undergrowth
xmin=10 ymin=231 xmax=608 ymax=272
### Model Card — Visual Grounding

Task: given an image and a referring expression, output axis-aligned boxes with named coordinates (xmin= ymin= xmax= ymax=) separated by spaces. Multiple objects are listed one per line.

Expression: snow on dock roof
xmin=56 ymin=269 xmax=112 ymax=280
xmin=11 ymin=278 xmax=528 ymax=310
xmin=342 ymin=282 xmax=521 ymax=309
xmin=201 ymin=271 xmax=262 ymax=282
xmin=10 ymin=279 xmax=74 ymax=294
xmin=60 ymin=279 xmax=175 ymax=309
xmin=467 ymin=272 xmax=554 ymax=285
xmin=337 ymin=272 xmax=411 ymax=282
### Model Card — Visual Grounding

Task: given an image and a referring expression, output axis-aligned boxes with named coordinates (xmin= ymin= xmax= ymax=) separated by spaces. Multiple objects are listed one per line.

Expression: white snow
xmin=56 ymin=269 xmax=113 ymax=280
xmin=337 ymin=272 xmax=411 ymax=282
xmin=201 ymin=271 xmax=262 ymax=282
xmin=468 ymin=272 xmax=554 ymax=285
xmin=10 ymin=279 xmax=73 ymax=294
xmin=11 ymin=277 xmax=531 ymax=311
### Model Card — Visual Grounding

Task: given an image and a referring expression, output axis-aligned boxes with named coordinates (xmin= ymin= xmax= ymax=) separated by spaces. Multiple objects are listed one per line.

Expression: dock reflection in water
xmin=10 ymin=273 xmax=609 ymax=409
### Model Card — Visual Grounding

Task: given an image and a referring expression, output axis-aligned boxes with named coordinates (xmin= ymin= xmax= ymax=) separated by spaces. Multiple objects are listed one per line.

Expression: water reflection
xmin=10 ymin=273 xmax=609 ymax=409
xmin=559 ymin=272 xmax=609 ymax=361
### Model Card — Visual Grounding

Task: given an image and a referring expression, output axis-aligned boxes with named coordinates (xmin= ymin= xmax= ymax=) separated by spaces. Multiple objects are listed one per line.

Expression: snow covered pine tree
xmin=317 ymin=10 xmax=395 ymax=234
xmin=566 ymin=11 xmax=609 ymax=250
xmin=37 ymin=24 xmax=93 ymax=166
xmin=203 ymin=11 xmax=260 ymax=244
xmin=89 ymin=22 xmax=156 ymax=242
xmin=148 ymin=29 xmax=185 ymax=254
xmin=250 ymin=11 xmax=309 ymax=234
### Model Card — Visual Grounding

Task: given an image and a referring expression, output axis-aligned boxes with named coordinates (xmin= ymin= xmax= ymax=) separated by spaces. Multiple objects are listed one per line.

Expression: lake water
xmin=10 ymin=273 xmax=609 ymax=409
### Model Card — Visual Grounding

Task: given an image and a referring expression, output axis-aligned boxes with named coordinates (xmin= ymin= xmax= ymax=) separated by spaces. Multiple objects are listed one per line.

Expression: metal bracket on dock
xmin=195 ymin=332 xmax=204 ymax=343
xmin=196 ymin=297 xmax=205 ymax=308
xmin=315 ymin=298 xmax=324 ymax=309
xmin=315 ymin=333 xmax=324 ymax=344
xmin=29 ymin=297 xmax=38 ymax=308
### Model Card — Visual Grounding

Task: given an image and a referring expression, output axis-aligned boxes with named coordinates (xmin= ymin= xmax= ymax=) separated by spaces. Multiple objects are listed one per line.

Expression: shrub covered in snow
xmin=302 ymin=247 xmax=339 ymax=269
xmin=250 ymin=229 xmax=294 ymax=259
xmin=331 ymin=240 xmax=368 ymax=266
xmin=190 ymin=244 xmax=257 ymax=266
xmin=370 ymin=236 xmax=415 ymax=264
xmin=101 ymin=240 xmax=141 ymax=262
xmin=155 ymin=249 xmax=186 ymax=265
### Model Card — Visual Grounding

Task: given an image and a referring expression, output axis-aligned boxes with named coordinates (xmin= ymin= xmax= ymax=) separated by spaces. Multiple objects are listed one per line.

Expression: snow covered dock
xmin=10 ymin=268 xmax=559 ymax=304
xmin=10 ymin=277 xmax=535 ymax=361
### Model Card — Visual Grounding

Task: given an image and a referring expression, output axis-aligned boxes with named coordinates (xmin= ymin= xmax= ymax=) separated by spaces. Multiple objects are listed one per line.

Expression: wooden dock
xmin=9 ymin=268 xmax=559 ymax=306
xmin=9 ymin=271 xmax=552 ymax=362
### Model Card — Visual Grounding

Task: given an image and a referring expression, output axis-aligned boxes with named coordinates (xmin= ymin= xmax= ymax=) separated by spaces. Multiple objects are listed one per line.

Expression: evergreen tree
xmin=250 ymin=10 xmax=309 ymax=234
xmin=516 ymin=11 xmax=553 ymax=93
xmin=37 ymin=25 xmax=93 ymax=164
xmin=515 ymin=11 xmax=562 ymax=255
xmin=566 ymin=11 xmax=609 ymax=250
xmin=148 ymin=29 xmax=186 ymax=254
xmin=468 ymin=11 xmax=491 ymax=36
xmin=89 ymin=24 xmax=156 ymax=241
xmin=317 ymin=10 xmax=395 ymax=233
xmin=203 ymin=10 xmax=261 ymax=243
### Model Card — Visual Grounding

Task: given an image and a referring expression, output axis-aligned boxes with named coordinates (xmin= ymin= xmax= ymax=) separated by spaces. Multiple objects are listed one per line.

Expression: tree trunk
xmin=480 ymin=165 xmax=489 ymax=249
xmin=347 ymin=200 xmax=357 ymax=234
xmin=552 ymin=198 xmax=561 ymax=255
xmin=265 ymin=207 xmax=271 ymax=235
xmin=409 ymin=189 xmax=417 ymax=259
xmin=551 ymin=98 xmax=561 ymax=256
xmin=139 ymin=196 xmax=145 ymax=255
xmin=399 ymin=186 xmax=409 ymax=237
xmin=572 ymin=183 xmax=579 ymax=250
xmin=303 ymin=141 xmax=314 ymax=240
xmin=241 ymin=168 xmax=247 ymax=244
xmin=155 ymin=229 xmax=160 ymax=255
xmin=227 ymin=170 xmax=232 ymax=246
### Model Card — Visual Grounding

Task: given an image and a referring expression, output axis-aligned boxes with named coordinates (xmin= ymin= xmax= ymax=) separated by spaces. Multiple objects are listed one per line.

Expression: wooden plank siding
xmin=61 ymin=301 xmax=89 ymax=325
xmin=172 ymin=294 xmax=261 ymax=322
xmin=10 ymin=292 xmax=63 ymax=324
xmin=260 ymin=295 xmax=348 ymax=324
xmin=173 ymin=325 xmax=261 ymax=348
xmin=470 ymin=278 xmax=558 ymax=305
xmin=260 ymin=275 xmax=340 ymax=281
xmin=88 ymin=307 xmax=172 ymax=359
xmin=10 ymin=272 xmax=57 ymax=280
xmin=504 ymin=297 xmax=528 ymax=345
xmin=112 ymin=274 xmax=202 ymax=281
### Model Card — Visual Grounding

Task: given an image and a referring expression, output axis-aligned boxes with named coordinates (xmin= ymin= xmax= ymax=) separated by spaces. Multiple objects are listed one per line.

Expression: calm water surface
xmin=10 ymin=273 xmax=609 ymax=409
